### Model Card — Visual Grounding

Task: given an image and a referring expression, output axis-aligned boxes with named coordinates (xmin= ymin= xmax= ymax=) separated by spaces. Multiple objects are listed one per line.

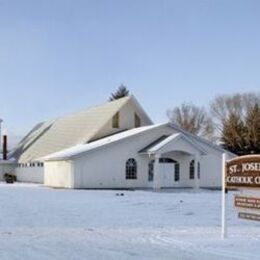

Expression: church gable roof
xmin=11 ymin=96 xmax=152 ymax=163
xmin=139 ymin=133 xmax=207 ymax=155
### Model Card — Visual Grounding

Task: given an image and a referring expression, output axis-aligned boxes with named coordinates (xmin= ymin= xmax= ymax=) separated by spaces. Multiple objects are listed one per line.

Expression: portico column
xmin=153 ymin=153 xmax=161 ymax=191
xmin=194 ymin=154 xmax=200 ymax=190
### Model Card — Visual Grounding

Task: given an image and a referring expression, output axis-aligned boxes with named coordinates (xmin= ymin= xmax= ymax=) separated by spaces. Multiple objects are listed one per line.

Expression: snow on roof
xmin=43 ymin=120 xmax=233 ymax=161
xmin=168 ymin=122 xmax=236 ymax=157
xmin=43 ymin=123 xmax=166 ymax=161
xmin=144 ymin=133 xmax=207 ymax=154
xmin=138 ymin=135 xmax=170 ymax=153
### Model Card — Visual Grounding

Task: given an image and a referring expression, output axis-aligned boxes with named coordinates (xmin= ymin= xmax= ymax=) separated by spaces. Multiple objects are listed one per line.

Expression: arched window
xmin=148 ymin=160 xmax=154 ymax=181
xmin=189 ymin=160 xmax=195 ymax=179
xmin=126 ymin=158 xmax=137 ymax=179
xmin=159 ymin=158 xmax=174 ymax=163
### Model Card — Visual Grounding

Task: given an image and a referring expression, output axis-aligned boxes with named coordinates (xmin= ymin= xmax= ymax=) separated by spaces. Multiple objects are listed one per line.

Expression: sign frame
xmin=226 ymin=155 xmax=260 ymax=189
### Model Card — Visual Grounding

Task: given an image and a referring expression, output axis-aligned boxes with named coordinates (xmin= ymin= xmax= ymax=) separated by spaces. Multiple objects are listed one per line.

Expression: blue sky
xmin=0 ymin=0 xmax=260 ymax=139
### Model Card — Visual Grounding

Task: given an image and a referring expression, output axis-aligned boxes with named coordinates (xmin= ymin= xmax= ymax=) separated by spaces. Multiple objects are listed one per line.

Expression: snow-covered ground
xmin=0 ymin=183 xmax=259 ymax=260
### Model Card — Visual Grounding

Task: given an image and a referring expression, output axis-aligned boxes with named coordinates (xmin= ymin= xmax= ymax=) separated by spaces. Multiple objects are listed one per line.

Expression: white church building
xmin=5 ymin=96 xmax=235 ymax=189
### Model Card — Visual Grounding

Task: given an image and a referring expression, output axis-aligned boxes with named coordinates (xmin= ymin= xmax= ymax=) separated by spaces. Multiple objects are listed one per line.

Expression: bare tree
xmin=109 ymin=84 xmax=129 ymax=101
xmin=167 ymin=103 xmax=213 ymax=139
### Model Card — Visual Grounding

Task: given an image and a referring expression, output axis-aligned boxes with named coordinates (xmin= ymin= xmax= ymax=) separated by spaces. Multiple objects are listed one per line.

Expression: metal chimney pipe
xmin=0 ymin=119 xmax=2 ymax=160
xmin=3 ymin=135 xmax=7 ymax=160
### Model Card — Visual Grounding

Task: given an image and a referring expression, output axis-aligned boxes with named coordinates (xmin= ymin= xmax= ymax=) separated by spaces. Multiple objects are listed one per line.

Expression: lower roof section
xmin=42 ymin=123 xmax=167 ymax=161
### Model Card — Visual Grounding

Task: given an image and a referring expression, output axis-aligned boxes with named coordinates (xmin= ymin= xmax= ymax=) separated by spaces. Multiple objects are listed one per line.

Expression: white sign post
xmin=221 ymin=153 xmax=227 ymax=239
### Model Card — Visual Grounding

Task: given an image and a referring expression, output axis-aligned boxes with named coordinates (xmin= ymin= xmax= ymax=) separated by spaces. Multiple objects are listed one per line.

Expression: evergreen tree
xmin=244 ymin=104 xmax=260 ymax=154
xmin=221 ymin=113 xmax=246 ymax=155
xmin=211 ymin=92 xmax=259 ymax=154
xmin=109 ymin=84 xmax=129 ymax=101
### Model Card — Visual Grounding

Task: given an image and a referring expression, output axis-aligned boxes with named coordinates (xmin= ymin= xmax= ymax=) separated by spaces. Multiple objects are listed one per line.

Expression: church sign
xmin=238 ymin=212 xmax=260 ymax=222
xmin=226 ymin=155 xmax=260 ymax=189
xmin=235 ymin=196 xmax=260 ymax=210
xmin=221 ymin=155 xmax=260 ymax=235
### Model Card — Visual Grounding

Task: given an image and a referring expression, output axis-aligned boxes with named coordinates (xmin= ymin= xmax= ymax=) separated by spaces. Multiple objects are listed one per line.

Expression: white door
xmin=160 ymin=163 xmax=176 ymax=188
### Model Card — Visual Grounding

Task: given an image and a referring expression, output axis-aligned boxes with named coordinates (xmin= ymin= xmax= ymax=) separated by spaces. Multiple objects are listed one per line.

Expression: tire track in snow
xmin=149 ymin=232 xmax=258 ymax=260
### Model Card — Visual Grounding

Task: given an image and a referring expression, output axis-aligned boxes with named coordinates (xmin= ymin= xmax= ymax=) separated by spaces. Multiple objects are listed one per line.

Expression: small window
xmin=126 ymin=158 xmax=137 ymax=179
xmin=148 ymin=160 xmax=154 ymax=181
xmin=198 ymin=162 xmax=200 ymax=179
xmin=189 ymin=160 xmax=195 ymax=179
xmin=135 ymin=113 xmax=141 ymax=127
xmin=174 ymin=162 xmax=180 ymax=181
xmin=112 ymin=112 xmax=119 ymax=128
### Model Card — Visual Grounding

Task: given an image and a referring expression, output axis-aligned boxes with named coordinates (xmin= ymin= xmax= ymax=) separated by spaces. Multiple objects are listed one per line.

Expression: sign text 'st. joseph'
xmin=226 ymin=155 xmax=260 ymax=188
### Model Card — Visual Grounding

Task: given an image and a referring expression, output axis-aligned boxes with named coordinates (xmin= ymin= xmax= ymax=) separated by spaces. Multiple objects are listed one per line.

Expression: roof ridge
xmin=52 ymin=96 xmax=132 ymax=122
